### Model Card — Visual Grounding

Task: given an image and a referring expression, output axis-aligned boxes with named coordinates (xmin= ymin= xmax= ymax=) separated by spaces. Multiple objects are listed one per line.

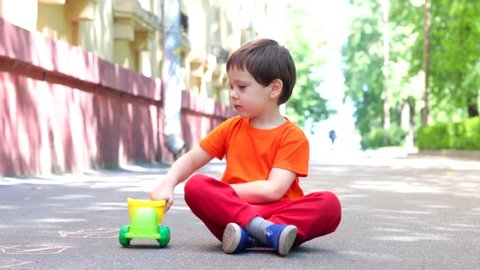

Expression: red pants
xmin=184 ymin=173 xmax=342 ymax=247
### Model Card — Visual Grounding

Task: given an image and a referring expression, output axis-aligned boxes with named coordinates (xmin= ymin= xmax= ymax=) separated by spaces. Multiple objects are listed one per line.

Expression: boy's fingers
xmin=165 ymin=199 xmax=173 ymax=212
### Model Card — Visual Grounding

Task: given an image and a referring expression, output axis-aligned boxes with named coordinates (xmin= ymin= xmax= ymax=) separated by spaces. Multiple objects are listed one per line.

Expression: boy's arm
xmin=150 ymin=145 xmax=213 ymax=211
xmin=230 ymin=168 xmax=296 ymax=203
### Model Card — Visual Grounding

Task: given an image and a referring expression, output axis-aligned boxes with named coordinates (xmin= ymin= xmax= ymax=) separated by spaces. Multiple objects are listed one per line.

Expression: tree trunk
xmin=422 ymin=0 xmax=431 ymax=126
xmin=381 ymin=0 xmax=391 ymax=131
xmin=467 ymin=92 xmax=479 ymax=117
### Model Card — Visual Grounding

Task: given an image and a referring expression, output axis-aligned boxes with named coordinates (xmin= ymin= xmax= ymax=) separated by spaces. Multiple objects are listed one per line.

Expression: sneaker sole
xmin=278 ymin=225 xmax=297 ymax=256
xmin=222 ymin=223 xmax=241 ymax=254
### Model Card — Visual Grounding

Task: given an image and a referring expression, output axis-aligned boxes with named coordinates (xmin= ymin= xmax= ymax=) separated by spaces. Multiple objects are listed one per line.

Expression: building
xmin=0 ymin=0 xmax=286 ymax=176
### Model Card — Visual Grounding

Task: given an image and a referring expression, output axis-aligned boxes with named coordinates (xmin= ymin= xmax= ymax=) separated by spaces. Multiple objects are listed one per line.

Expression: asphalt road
xmin=1 ymin=150 xmax=479 ymax=270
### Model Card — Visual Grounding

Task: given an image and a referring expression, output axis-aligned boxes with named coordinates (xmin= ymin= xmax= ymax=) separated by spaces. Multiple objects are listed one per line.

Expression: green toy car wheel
xmin=157 ymin=225 xmax=170 ymax=247
xmin=119 ymin=225 xmax=131 ymax=247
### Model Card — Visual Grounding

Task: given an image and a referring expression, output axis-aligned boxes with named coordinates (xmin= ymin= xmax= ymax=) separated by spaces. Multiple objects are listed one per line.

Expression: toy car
xmin=119 ymin=198 xmax=170 ymax=247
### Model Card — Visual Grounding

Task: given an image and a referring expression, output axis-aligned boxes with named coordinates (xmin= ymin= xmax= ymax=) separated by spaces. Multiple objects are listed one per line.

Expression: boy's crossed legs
xmin=184 ymin=173 xmax=341 ymax=256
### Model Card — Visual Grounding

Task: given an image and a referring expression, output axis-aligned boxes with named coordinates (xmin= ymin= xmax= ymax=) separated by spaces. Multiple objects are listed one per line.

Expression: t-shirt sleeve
xmin=273 ymin=128 xmax=309 ymax=177
xmin=199 ymin=118 xmax=232 ymax=160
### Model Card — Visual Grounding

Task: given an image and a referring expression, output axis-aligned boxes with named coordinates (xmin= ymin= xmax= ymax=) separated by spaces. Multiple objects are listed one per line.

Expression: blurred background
xmin=1 ymin=0 xmax=479 ymax=176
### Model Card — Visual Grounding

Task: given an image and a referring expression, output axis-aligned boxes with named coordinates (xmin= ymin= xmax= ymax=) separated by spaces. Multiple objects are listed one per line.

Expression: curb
xmin=409 ymin=150 xmax=480 ymax=161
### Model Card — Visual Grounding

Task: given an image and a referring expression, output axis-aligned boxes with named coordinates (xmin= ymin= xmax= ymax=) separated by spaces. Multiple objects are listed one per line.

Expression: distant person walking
xmin=329 ymin=129 xmax=337 ymax=146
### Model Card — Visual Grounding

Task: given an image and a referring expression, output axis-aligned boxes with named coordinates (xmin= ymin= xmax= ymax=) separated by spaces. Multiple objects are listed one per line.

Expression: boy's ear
xmin=269 ymin=79 xmax=283 ymax=99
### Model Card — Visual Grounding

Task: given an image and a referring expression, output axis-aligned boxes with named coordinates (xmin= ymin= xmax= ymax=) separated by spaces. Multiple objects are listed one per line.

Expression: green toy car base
xmin=119 ymin=198 xmax=170 ymax=247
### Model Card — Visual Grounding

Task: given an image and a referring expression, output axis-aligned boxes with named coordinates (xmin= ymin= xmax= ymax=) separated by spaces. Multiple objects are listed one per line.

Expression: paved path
xmin=1 ymin=151 xmax=479 ymax=269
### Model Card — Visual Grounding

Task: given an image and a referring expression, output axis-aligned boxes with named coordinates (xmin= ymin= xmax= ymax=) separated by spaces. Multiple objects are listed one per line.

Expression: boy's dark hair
xmin=226 ymin=38 xmax=296 ymax=105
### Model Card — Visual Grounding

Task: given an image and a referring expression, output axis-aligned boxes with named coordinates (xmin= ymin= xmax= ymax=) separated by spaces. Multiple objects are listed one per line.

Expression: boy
xmin=150 ymin=38 xmax=341 ymax=256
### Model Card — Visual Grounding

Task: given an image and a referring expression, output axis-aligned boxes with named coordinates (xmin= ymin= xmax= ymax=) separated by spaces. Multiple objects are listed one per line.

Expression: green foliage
xmin=360 ymin=125 xmax=407 ymax=150
xmin=392 ymin=0 xmax=480 ymax=118
xmin=417 ymin=117 xmax=480 ymax=150
xmin=428 ymin=1 xmax=480 ymax=115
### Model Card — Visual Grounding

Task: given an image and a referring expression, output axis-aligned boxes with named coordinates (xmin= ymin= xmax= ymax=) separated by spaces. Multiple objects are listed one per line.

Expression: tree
xmin=394 ymin=0 xmax=480 ymax=122
xmin=343 ymin=0 xmax=420 ymax=148
xmin=428 ymin=0 xmax=480 ymax=119
xmin=284 ymin=1 xmax=334 ymax=131
xmin=422 ymin=0 xmax=431 ymax=126
xmin=344 ymin=0 xmax=480 ymax=150
xmin=342 ymin=0 xmax=385 ymax=135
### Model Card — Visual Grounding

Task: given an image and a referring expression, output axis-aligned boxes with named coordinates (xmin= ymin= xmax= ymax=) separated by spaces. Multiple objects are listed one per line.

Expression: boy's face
xmin=227 ymin=67 xmax=274 ymax=118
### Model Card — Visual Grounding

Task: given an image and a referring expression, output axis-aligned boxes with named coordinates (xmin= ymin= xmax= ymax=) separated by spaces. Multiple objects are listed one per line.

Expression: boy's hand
xmin=150 ymin=180 xmax=175 ymax=212
xmin=148 ymin=146 xmax=213 ymax=212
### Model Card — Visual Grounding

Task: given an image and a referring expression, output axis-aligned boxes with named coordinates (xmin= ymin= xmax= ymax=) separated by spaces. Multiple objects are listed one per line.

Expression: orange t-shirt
xmin=199 ymin=116 xmax=309 ymax=201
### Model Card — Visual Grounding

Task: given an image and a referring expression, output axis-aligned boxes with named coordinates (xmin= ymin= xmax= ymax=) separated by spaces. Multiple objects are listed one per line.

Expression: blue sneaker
xmin=222 ymin=223 xmax=256 ymax=254
xmin=264 ymin=224 xmax=297 ymax=256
